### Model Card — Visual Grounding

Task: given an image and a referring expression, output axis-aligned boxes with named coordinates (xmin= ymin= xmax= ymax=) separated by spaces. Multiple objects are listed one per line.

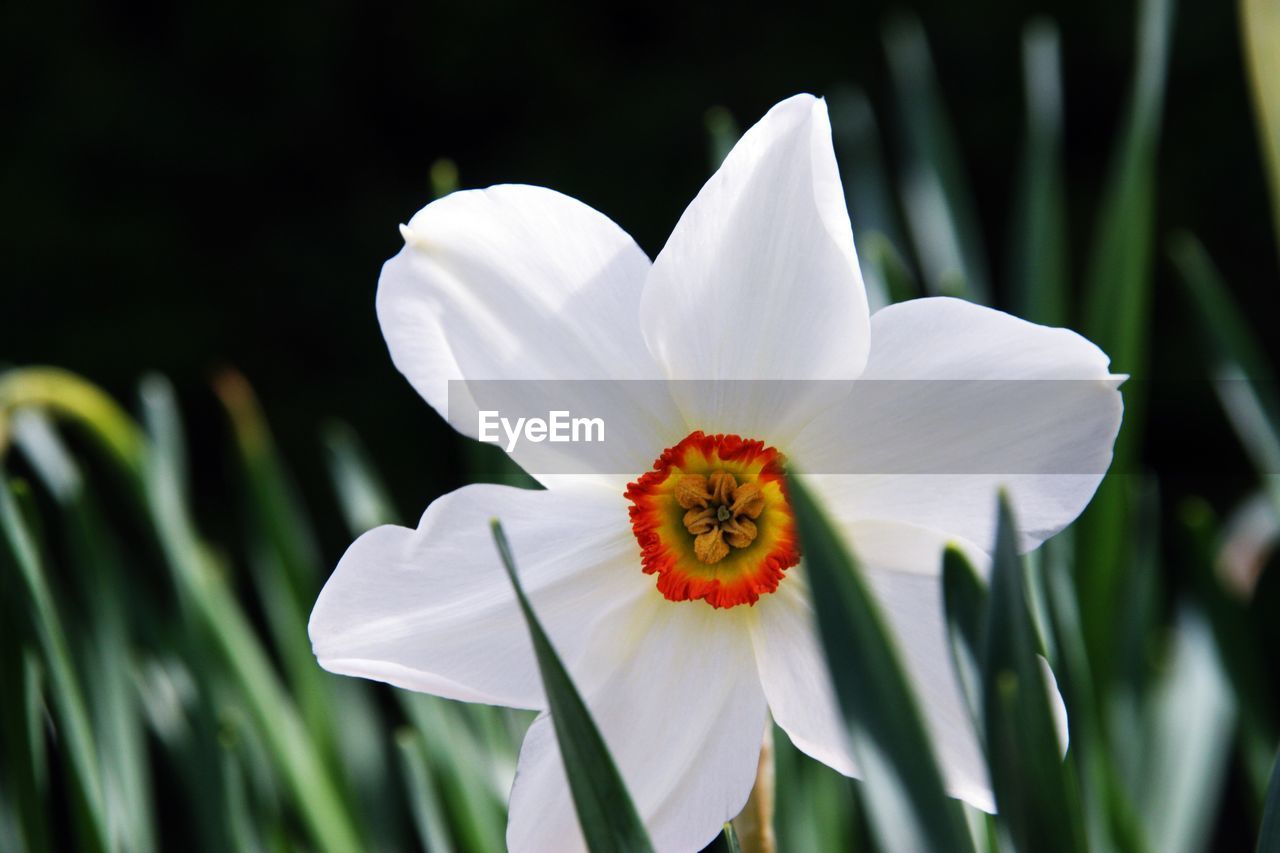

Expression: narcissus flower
xmin=310 ymin=94 xmax=1122 ymax=851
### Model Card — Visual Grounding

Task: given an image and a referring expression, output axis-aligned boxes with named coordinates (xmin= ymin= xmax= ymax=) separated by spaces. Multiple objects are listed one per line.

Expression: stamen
xmin=721 ymin=516 xmax=757 ymax=549
xmin=708 ymin=470 xmax=737 ymax=505
xmin=679 ymin=467 xmax=763 ymax=564
xmin=683 ymin=507 xmax=716 ymax=535
xmin=675 ymin=474 xmax=712 ymax=509
xmin=694 ymin=528 xmax=730 ymax=564
xmin=730 ymin=481 xmax=764 ymax=519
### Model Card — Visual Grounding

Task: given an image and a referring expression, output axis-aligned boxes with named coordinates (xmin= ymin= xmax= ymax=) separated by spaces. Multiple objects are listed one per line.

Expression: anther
xmin=679 ymin=467 xmax=763 ymax=564
xmin=675 ymin=474 xmax=712 ymax=509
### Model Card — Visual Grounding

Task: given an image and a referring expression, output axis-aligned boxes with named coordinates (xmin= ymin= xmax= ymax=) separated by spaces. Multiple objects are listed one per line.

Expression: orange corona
xmin=625 ymin=431 xmax=800 ymax=608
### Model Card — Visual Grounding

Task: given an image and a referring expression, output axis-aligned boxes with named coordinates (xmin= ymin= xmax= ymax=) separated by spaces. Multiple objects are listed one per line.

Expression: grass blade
xmin=1260 ymin=751 xmax=1280 ymax=853
xmin=430 ymin=157 xmax=460 ymax=198
xmin=399 ymin=695 xmax=511 ymax=853
xmin=1169 ymin=232 xmax=1280 ymax=515
xmin=214 ymin=371 xmax=322 ymax=600
xmin=0 ymin=480 xmax=109 ymax=853
xmin=215 ymin=372 xmax=402 ymax=847
xmin=321 ymin=420 xmax=400 ymax=532
xmin=1241 ymin=0 xmax=1280 ymax=255
xmin=1167 ymin=234 xmax=1278 ymax=396
xmin=884 ymin=12 xmax=989 ymax=302
xmin=720 ymin=822 xmax=742 ymax=853
xmin=1076 ymin=0 xmax=1175 ymax=681
xmin=1180 ymin=498 xmax=1278 ymax=806
xmin=0 ymin=611 xmax=50 ymax=852
xmin=323 ymin=420 xmax=523 ymax=849
xmin=219 ymin=746 xmax=265 ymax=853
xmin=983 ymin=494 xmax=1085 ymax=853
xmin=1009 ymin=19 xmax=1069 ymax=327
xmin=13 ymin=413 xmax=156 ymax=853
xmin=136 ymin=655 xmax=242 ymax=851
xmin=704 ymin=106 xmax=740 ymax=171
xmin=1136 ymin=610 xmax=1236 ymax=853
xmin=942 ymin=545 xmax=988 ymax=724
xmin=787 ymin=474 xmax=974 ymax=853
xmin=829 ymin=86 xmax=915 ymax=310
xmin=771 ymin=722 xmax=864 ymax=852
xmin=1040 ymin=536 xmax=1136 ymax=853
xmin=0 ymin=368 xmax=145 ymax=480
xmin=137 ymin=376 xmax=365 ymax=853
xmin=489 ymin=519 xmax=653 ymax=853
xmin=1082 ymin=0 xmax=1174 ymax=373
xmin=395 ymin=729 xmax=456 ymax=853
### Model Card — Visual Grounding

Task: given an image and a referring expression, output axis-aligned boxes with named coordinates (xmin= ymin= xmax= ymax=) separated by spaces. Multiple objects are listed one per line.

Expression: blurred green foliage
xmin=4 ymin=0 xmax=1280 ymax=851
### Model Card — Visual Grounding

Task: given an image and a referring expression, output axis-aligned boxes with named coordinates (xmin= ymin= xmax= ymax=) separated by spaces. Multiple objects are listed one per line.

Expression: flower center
xmin=676 ymin=471 xmax=764 ymax=563
xmin=625 ymin=431 xmax=800 ymax=609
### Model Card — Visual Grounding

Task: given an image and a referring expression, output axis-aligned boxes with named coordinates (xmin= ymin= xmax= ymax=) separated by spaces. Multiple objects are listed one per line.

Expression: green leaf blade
xmin=490 ymin=519 xmax=654 ymax=853
xmin=883 ymin=12 xmax=990 ymax=303
xmin=1259 ymin=751 xmax=1280 ymax=853
xmin=983 ymin=494 xmax=1085 ymax=853
xmin=1169 ymin=232 xmax=1280 ymax=516
xmin=1241 ymin=0 xmax=1280 ymax=257
xmin=1009 ymin=19 xmax=1069 ymax=327
xmin=12 ymin=412 xmax=158 ymax=853
xmin=788 ymin=473 xmax=974 ymax=853
xmin=942 ymin=545 xmax=988 ymax=725
xmin=1075 ymin=0 xmax=1175 ymax=677
xmin=0 ymin=480 xmax=110 ymax=853
xmin=137 ymin=376 xmax=366 ymax=853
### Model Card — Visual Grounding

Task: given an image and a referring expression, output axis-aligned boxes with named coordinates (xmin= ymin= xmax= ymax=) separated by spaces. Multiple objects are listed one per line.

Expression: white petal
xmin=640 ymin=94 xmax=870 ymax=436
xmin=748 ymin=578 xmax=853 ymax=776
xmin=309 ymin=482 xmax=650 ymax=709
xmin=507 ymin=600 xmax=767 ymax=853
xmin=379 ymin=184 xmax=682 ymax=481
xmin=793 ymin=297 xmax=1123 ymax=552
xmin=751 ymin=519 xmax=996 ymax=812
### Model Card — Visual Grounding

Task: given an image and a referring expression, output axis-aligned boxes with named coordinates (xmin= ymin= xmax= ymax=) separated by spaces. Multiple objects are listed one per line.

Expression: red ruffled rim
xmin=625 ymin=431 xmax=800 ymax=608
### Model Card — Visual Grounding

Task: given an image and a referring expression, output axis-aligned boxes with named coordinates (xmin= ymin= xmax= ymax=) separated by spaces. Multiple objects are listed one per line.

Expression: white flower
xmin=309 ymin=94 xmax=1122 ymax=852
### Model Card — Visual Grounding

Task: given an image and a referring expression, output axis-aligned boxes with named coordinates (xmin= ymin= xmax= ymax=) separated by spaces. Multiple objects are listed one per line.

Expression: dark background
xmin=3 ymin=4 xmax=1278 ymax=849
xmin=2 ymin=0 xmax=1274 ymax=547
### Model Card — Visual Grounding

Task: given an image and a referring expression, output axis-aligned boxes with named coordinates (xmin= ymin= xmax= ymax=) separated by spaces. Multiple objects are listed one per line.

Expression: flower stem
xmin=731 ymin=723 xmax=777 ymax=853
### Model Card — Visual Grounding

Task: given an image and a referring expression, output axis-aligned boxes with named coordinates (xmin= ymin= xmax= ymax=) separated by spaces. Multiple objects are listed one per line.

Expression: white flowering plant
xmin=2 ymin=2 xmax=1279 ymax=852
